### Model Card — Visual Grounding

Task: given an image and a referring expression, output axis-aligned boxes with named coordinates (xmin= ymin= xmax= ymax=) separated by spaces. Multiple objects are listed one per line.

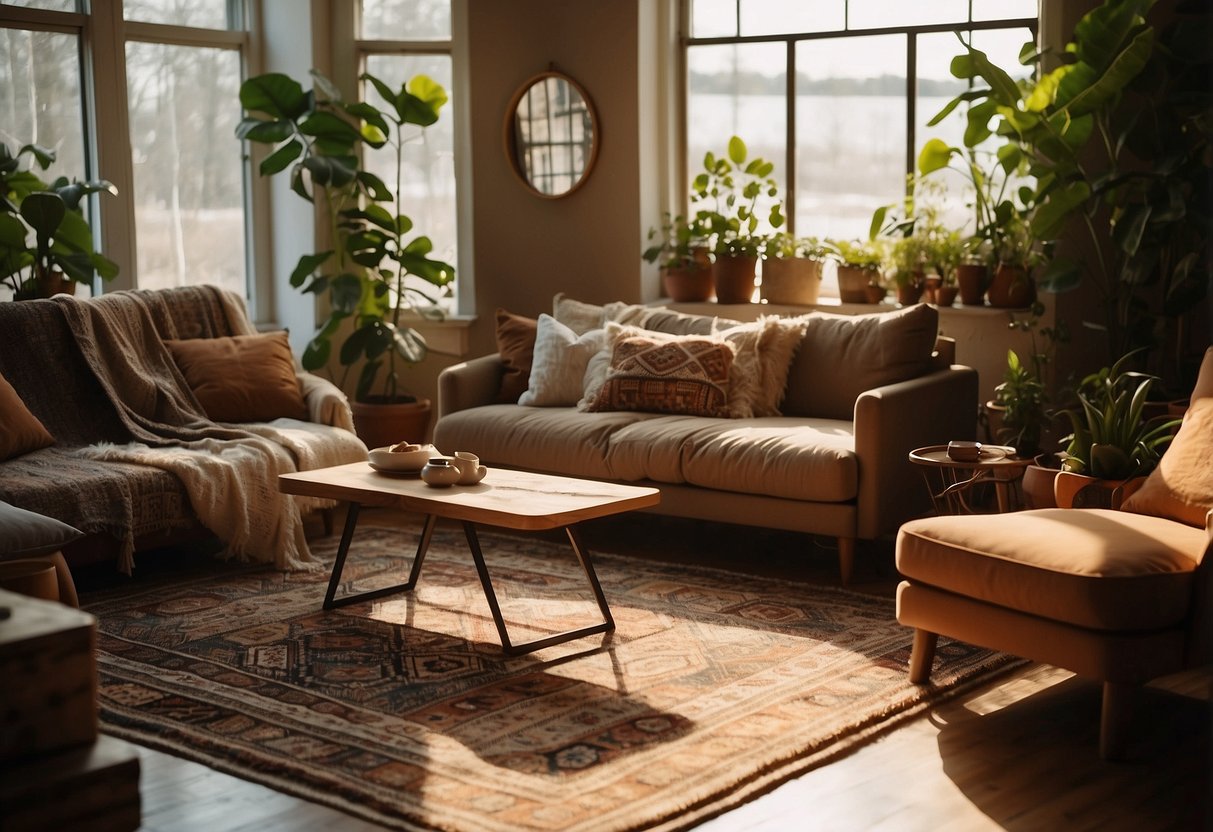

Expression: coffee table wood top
xmin=279 ymin=463 xmax=660 ymax=531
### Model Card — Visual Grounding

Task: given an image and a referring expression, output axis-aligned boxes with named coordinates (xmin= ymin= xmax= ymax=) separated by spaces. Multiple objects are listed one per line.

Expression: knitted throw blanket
xmin=52 ymin=289 xmax=362 ymax=571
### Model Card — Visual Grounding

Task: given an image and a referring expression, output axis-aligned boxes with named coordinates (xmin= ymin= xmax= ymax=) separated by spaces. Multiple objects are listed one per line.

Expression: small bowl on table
xmin=367 ymin=444 xmax=436 ymax=474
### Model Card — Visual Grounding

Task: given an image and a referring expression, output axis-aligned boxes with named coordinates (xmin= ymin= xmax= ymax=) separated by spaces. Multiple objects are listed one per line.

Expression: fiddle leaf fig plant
xmin=0 ymin=142 xmax=119 ymax=299
xmin=237 ymin=70 xmax=454 ymax=403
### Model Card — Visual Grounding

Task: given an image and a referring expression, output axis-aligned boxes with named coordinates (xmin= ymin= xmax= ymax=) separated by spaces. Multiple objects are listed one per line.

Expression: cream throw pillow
xmin=1122 ymin=397 xmax=1213 ymax=528
xmin=518 ymin=314 xmax=606 ymax=407
xmin=552 ymin=292 xmax=649 ymax=336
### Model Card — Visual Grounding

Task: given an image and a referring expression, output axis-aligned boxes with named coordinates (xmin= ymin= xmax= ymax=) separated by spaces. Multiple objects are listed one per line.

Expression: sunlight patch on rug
xmin=84 ymin=525 xmax=1019 ymax=832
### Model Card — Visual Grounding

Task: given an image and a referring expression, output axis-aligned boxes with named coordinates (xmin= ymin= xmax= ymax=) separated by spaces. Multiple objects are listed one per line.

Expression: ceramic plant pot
xmin=935 ymin=285 xmax=959 ymax=307
xmin=987 ymin=264 xmax=1036 ymax=308
xmin=1021 ymin=453 xmax=1063 ymax=510
xmin=712 ymin=254 xmax=759 ymax=304
xmin=956 ymin=264 xmax=988 ymax=306
xmin=352 ymin=397 xmax=432 ymax=450
xmin=661 ymin=263 xmax=714 ymax=302
xmin=838 ymin=265 xmax=875 ymax=303
xmin=760 ymin=257 xmax=822 ymax=306
xmin=1053 ymin=470 xmax=1146 ymax=510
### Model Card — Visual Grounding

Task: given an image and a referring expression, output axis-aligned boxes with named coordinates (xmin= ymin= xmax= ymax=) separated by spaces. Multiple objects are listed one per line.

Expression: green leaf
xmin=964 ymin=100 xmax=998 ymax=148
xmin=240 ymin=73 xmax=307 ymax=119
xmin=406 ymin=74 xmax=448 ymax=111
xmin=392 ymin=326 xmax=428 ymax=364
xmin=298 ymin=111 xmax=361 ymax=146
xmin=403 ymin=235 xmax=433 ymax=257
xmin=1112 ymin=205 xmax=1151 ymax=256
xmin=1059 ymin=28 xmax=1155 ymax=118
xmin=330 ymin=273 xmax=363 ymax=314
xmin=0 ymin=214 xmax=28 ymax=247
xmin=237 ymin=118 xmax=295 ymax=143
xmin=1030 ymin=180 xmax=1090 ymax=241
xmin=289 ymin=251 xmax=333 ymax=287
xmin=727 ymin=136 xmax=747 ymax=166
xmin=357 ymin=171 xmax=392 ymax=202
xmin=393 ymin=91 xmax=440 ymax=127
xmin=1038 ymin=256 xmax=1082 ymax=293
xmin=259 ymin=139 xmax=303 ymax=176
xmin=969 ymin=46 xmax=1021 ymax=106
xmin=917 ymin=138 xmax=956 ymax=175
xmin=302 ymin=155 xmax=358 ymax=188
xmin=362 ymin=74 xmax=397 ymax=109
xmin=19 ymin=192 xmax=66 ymax=239
xmin=340 ymin=322 xmax=372 ymax=365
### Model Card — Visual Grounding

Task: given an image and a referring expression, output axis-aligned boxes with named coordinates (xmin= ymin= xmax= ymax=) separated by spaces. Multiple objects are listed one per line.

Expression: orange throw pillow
xmin=0 ymin=371 xmax=54 ymax=461
xmin=494 ymin=309 xmax=538 ymax=403
xmin=166 ymin=332 xmax=309 ymax=423
xmin=1122 ymin=397 xmax=1213 ymax=528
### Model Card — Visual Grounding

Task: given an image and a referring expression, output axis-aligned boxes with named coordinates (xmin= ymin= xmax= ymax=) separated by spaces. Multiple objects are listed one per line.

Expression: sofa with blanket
xmin=434 ymin=295 xmax=979 ymax=582
xmin=0 ymin=286 xmax=367 ymax=574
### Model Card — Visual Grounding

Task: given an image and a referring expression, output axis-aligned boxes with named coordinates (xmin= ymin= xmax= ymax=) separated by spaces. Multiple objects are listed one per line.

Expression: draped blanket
xmin=44 ymin=287 xmax=365 ymax=571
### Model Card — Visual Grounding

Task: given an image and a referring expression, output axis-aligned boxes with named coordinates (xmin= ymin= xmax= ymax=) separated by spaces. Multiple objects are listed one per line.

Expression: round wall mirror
xmin=503 ymin=71 xmax=599 ymax=199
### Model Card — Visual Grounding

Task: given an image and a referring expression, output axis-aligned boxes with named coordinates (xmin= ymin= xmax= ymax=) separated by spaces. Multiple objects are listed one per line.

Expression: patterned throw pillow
xmin=588 ymin=335 xmax=735 ymax=417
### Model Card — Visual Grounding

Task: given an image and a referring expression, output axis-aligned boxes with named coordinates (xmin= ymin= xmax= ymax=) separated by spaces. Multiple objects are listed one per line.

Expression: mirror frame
xmin=502 ymin=70 xmax=600 ymax=199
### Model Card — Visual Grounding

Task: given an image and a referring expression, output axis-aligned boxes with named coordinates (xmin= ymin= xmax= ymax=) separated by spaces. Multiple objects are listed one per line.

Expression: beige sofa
xmin=434 ymin=299 xmax=978 ymax=582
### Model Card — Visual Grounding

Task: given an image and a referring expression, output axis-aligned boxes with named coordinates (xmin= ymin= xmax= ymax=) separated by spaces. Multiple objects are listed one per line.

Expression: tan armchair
xmin=895 ymin=347 xmax=1213 ymax=759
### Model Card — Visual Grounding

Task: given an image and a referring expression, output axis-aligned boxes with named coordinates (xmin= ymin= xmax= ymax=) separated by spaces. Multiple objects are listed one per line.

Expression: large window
xmin=686 ymin=0 xmax=1036 ymax=293
xmin=1 ymin=0 xmax=254 ymax=300
xmin=357 ymin=0 xmax=459 ymax=314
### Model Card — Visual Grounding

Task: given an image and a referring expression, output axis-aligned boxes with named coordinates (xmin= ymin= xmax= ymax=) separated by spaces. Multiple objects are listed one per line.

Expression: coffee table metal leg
xmin=462 ymin=521 xmax=615 ymax=656
xmin=323 ymin=508 xmax=438 ymax=610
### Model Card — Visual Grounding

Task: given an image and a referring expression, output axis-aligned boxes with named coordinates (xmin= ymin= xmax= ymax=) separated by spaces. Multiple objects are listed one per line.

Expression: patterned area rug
xmin=85 ymin=523 xmax=1016 ymax=832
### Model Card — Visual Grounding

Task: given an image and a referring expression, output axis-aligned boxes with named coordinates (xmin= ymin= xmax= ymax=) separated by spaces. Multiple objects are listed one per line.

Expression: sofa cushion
xmin=897 ymin=509 xmax=1205 ymax=631
xmin=604 ymin=415 xmax=858 ymax=502
xmin=433 ymin=404 xmax=660 ymax=479
xmin=518 ymin=314 xmax=605 ymax=407
xmin=0 ymin=371 xmax=54 ymax=461
xmin=1122 ymin=397 xmax=1213 ymax=529
xmin=494 ymin=308 xmax=537 ymax=403
xmin=166 ymin=331 xmax=309 ymax=423
xmin=782 ymin=304 xmax=939 ymax=420
xmin=0 ymin=499 xmax=84 ymax=557
xmin=588 ymin=333 xmax=735 ymax=418
xmin=552 ymin=292 xmax=648 ymax=335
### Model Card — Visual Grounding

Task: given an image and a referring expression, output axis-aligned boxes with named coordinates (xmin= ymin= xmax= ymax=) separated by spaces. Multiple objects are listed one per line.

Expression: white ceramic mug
xmin=452 ymin=451 xmax=487 ymax=485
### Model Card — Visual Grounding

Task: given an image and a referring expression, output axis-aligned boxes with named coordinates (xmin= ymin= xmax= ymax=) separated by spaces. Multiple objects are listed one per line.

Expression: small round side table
xmin=908 ymin=444 xmax=1034 ymax=514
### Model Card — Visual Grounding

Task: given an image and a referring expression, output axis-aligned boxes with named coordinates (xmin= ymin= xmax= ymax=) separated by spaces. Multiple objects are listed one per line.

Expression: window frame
xmin=1 ymin=0 xmax=267 ymax=313
xmin=680 ymin=2 xmax=1037 ymax=245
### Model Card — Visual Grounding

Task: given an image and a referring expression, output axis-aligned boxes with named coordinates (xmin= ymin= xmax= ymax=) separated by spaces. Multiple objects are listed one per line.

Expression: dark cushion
xmin=0 ymin=500 xmax=84 ymax=558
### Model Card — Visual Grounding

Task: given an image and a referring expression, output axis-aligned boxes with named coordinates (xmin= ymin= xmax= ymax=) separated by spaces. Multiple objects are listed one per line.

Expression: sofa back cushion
xmin=781 ymin=304 xmax=939 ymax=421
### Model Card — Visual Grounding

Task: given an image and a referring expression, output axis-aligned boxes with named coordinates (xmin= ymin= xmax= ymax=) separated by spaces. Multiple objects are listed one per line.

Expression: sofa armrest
xmin=853 ymin=365 xmax=979 ymax=539
xmin=297 ymin=372 xmax=356 ymax=433
xmin=438 ymin=354 xmax=506 ymax=419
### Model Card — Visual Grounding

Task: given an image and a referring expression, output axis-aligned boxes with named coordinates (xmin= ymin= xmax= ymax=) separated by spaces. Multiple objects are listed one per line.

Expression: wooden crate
xmin=0 ymin=588 xmax=98 ymax=762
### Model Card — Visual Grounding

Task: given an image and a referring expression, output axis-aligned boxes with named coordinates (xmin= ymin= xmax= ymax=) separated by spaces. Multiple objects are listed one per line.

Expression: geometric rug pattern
xmin=84 ymin=523 xmax=1018 ymax=831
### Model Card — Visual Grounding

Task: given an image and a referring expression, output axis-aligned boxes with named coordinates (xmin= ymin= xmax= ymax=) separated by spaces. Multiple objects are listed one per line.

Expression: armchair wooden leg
xmin=909 ymin=629 xmax=938 ymax=684
xmin=1100 ymin=681 xmax=1134 ymax=761
xmin=837 ymin=537 xmax=855 ymax=585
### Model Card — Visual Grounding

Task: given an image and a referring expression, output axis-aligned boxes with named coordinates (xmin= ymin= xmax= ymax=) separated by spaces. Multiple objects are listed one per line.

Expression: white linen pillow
xmin=552 ymin=292 xmax=649 ymax=335
xmin=518 ymin=314 xmax=606 ymax=407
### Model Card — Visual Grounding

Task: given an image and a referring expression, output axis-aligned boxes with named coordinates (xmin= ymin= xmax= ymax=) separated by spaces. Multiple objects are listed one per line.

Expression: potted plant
xmin=237 ymin=70 xmax=454 ymax=448
xmin=1054 ymin=351 xmax=1181 ymax=508
xmin=826 ymin=238 xmax=883 ymax=303
xmin=760 ymin=232 xmax=826 ymax=306
xmin=988 ymin=349 xmax=1048 ymax=459
xmin=887 ymin=234 xmax=927 ymax=306
xmin=691 ymin=135 xmax=783 ymax=304
xmin=0 ymin=142 xmax=119 ymax=300
xmin=925 ymin=229 xmax=964 ymax=307
xmin=986 ymin=210 xmax=1039 ymax=309
xmin=956 ymin=236 xmax=992 ymax=306
xmin=642 ymin=212 xmax=712 ymax=302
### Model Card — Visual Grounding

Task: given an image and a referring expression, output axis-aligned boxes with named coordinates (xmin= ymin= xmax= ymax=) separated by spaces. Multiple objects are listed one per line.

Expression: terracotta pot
xmin=895 ymin=282 xmax=924 ymax=306
xmin=956 ymin=264 xmax=988 ymax=306
xmin=760 ymin=257 xmax=822 ymax=306
xmin=14 ymin=269 xmax=77 ymax=301
xmin=712 ymin=254 xmax=758 ymax=304
xmin=923 ymin=275 xmax=942 ymax=304
xmin=987 ymin=263 xmax=1036 ymax=308
xmin=1054 ymin=470 xmax=1146 ymax=510
xmin=864 ymin=283 xmax=888 ymax=304
xmin=838 ymin=265 xmax=875 ymax=303
xmin=1021 ymin=453 xmax=1063 ymax=510
xmin=935 ymin=285 xmax=959 ymax=307
xmin=351 ymin=397 xmax=432 ymax=449
xmin=661 ymin=263 xmax=714 ymax=302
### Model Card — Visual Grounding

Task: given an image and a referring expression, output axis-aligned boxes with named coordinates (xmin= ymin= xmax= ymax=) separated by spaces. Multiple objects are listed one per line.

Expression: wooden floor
xmin=83 ymin=509 xmax=1212 ymax=832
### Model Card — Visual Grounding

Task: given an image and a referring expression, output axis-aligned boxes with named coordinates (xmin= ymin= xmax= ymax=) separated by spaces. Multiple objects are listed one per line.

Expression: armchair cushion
xmin=897 ymin=508 xmax=1205 ymax=632
xmin=1122 ymin=397 xmax=1213 ymax=529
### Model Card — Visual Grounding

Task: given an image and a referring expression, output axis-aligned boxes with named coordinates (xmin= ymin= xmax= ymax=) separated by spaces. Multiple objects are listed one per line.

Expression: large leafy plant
xmin=1059 ymin=351 xmax=1180 ymax=479
xmin=0 ymin=142 xmax=119 ymax=299
xmin=691 ymin=136 xmax=784 ymax=257
xmin=236 ymin=70 xmax=454 ymax=402
xmin=921 ymin=0 xmax=1211 ymax=362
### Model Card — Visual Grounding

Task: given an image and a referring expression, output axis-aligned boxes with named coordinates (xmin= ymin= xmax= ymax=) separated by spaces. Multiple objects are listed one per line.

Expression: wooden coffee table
xmin=278 ymin=464 xmax=660 ymax=655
